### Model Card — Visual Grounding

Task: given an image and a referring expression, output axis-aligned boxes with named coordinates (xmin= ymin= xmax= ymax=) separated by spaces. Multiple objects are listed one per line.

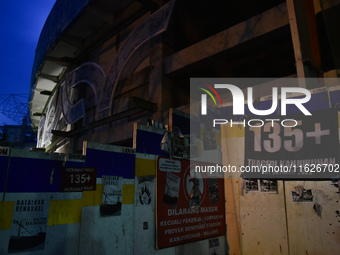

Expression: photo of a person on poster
xmin=189 ymin=178 xmax=200 ymax=208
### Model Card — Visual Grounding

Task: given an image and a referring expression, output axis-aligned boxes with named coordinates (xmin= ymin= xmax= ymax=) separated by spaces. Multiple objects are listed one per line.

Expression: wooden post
xmin=287 ymin=0 xmax=306 ymax=87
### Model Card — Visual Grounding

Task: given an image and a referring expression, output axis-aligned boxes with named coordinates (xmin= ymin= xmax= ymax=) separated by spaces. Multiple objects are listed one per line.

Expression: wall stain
xmin=122 ymin=224 xmax=125 ymax=236
xmin=313 ymin=202 xmax=322 ymax=218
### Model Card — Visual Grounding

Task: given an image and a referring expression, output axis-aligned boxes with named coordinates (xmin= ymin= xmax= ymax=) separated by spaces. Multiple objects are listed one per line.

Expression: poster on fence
xmin=156 ymin=156 xmax=225 ymax=249
xmin=8 ymin=197 xmax=49 ymax=253
xmin=100 ymin=175 xmax=122 ymax=216
xmin=244 ymin=109 xmax=339 ymax=179
xmin=136 ymin=175 xmax=155 ymax=206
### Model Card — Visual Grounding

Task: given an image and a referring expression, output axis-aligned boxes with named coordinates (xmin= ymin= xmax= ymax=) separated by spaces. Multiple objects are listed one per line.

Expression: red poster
xmin=156 ymin=156 xmax=225 ymax=249
xmin=60 ymin=167 xmax=97 ymax=192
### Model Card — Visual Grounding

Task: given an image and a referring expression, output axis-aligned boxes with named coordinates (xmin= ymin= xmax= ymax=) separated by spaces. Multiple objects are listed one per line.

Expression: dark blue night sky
xmin=0 ymin=1 xmax=55 ymax=124
xmin=0 ymin=0 xmax=56 ymax=96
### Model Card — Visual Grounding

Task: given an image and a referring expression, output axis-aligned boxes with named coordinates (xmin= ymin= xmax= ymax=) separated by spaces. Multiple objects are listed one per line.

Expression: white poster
xmin=100 ymin=176 xmax=122 ymax=216
xmin=209 ymin=238 xmax=222 ymax=255
xmin=136 ymin=175 xmax=155 ymax=206
xmin=163 ymin=172 xmax=180 ymax=207
xmin=9 ymin=198 xmax=49 ymax=253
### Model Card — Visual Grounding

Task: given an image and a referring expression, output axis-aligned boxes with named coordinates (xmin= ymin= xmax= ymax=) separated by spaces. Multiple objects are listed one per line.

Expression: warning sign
xmin=156 ymin=156 xmax=225 ymax=248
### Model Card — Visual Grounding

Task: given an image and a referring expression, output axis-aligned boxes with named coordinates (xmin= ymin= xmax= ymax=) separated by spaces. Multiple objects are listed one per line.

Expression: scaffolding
xmin=0 ymin=94 xmax=30 ymax=125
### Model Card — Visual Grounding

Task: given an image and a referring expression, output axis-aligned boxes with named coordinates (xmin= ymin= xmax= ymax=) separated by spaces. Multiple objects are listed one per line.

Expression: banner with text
xmin=156 ymin=156 xmax=225 ymax=248
xmin=8 ymin=197 xmax=49 ymax=253
xmin=244 ymin=108 xmax=339 ymax=179
xmin=60 ymin=167 xmax=97 ymax=192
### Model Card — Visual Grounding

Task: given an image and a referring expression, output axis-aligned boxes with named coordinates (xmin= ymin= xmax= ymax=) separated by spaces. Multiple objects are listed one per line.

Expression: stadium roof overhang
xmin=29 ymin=0 xmax=157 ymax=130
